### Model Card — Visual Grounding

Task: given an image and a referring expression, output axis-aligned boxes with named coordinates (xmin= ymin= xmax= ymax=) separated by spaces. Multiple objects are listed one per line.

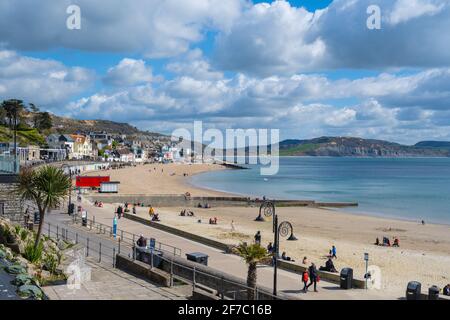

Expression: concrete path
xmin=50 ymin=198 xmax=398 ymax=300
xmin=42 ymin=257 xmax=189 ymax=300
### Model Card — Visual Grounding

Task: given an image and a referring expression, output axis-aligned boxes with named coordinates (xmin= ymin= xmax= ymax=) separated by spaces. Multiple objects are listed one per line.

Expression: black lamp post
xmin=62 ymin=164 xmax=73 ymax=215
xmin=255 ymin=201 xmax=274 ymax=222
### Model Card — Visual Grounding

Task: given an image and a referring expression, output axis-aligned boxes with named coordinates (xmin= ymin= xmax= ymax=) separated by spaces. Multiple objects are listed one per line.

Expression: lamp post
xmin=257 ymin=201 xmax=298 ymax=296
xmin=62 ymin=164 xmax=73 ymax=215
xmin=255 ymin=201 xmax=275 ymax=222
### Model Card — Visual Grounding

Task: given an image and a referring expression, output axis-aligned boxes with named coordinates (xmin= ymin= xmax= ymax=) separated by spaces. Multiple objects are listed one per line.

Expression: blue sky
xmin=0 ymin=0 xmax=450 ymax=144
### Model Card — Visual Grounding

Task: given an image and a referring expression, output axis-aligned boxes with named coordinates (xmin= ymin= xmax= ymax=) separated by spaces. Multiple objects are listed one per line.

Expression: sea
xmin=190 ymin=157 xmax=450 ymax=225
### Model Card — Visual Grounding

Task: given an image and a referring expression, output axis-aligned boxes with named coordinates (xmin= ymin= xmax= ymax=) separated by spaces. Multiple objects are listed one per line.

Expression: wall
xmin=124 ymin=213 xmax=233 ymax=253
xmin=0 ymin=175 xmax=23 ymax=222
xmin=89 ymin=194 xmax=357 ymax=208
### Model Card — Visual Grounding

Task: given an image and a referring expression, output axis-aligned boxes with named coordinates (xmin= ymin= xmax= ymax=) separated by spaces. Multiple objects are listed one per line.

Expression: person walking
xmin=331 ymin=245 xmax=337 ymax=259
xmin=302 ymin=270 xmax=309 ymax=292
xmin=254 ymin=231 xmax=262 ymax=245
xmin=230 ymin=220 xmax=235 ymax=231
xmin=306 ymin=263 xmax=319 ymax=292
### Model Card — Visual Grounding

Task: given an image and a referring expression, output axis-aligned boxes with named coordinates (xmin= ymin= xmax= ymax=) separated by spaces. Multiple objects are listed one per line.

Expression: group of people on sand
xmin=375 ymin=236 xmax=400 ymax=247
xmin=147 ymin=205 xmax=160 ymax=221
xmin=209 ymin=217 xmax=218 ymax=225
xmin=180 ymin=209 xmax=195 ymax=217
xmin=197 ymin=203 xmax=211 ymax=209
xmin=94 ymin=201 xmax=104 ymax=208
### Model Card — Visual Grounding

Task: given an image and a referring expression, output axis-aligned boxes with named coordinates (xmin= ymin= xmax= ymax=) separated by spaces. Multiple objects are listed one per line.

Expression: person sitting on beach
xmin=302 ymin=256 xmax=308 ymax=265
xmin=98 ymin=201 xmax=103 ymax=208
xmin=95 ymin=201 xmax=98 ymax=206
xmin=180 ymin=209 xmax=186 ymax=216
xmin=152 ymin=213 xmax=160 ymax=222
xmin=132 ymin=205 xmax=137 ymax=215
xmin=393 ymin=237 xmax=400 ymax=247
xmin=136 ymin=235 xmax=147 ymax=248
xmin=383 ymin=237 xmax=390 ymax=246
xmin=375 ymin=237 xmax=380 ymax=246
xmin=117 ymin=206 xmax=123 ymax=218
xmin=188 ymin=211 xmax=195 ymax=217
xmin=267 ymin=242 xmax=274 ymax=253
xmin=281 ymin=252 xmax=294 ymax=262
xmin=443 ymin=284 xmax=450 ymax=296
xmin=204 ymin=203 xmax=211 ymax=209
xmin=197 ymin=203 xmax=202 ymax=208
xmin=320 ymin=258 xmax=338 ymax=273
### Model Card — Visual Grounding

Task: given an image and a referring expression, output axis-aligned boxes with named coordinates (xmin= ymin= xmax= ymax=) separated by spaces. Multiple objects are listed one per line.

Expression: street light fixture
xmin=61 ymin=164 xmax=74 ymax=215
xmin=255 ymin=201 xmax=298 ymax=296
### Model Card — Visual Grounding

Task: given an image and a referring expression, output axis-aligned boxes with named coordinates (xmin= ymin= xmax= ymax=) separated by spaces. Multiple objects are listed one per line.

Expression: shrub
xmin=24 ymin=240 xmax=44 ymax=264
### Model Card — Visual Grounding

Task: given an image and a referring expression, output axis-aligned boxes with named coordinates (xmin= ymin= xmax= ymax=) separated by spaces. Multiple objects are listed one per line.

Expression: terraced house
xmin=70 ymin=134 xmax=94 ymax=160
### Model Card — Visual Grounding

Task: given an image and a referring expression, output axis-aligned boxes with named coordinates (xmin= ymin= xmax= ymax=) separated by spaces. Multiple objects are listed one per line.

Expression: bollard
xmin=56 ymin=225 xmax=59 ymax=239
xmin=118 ymin=238 xmax=121 ymax=254
xmin=99 ymin=243 xmax=102 ymax=263
xmin=76 ymin=233 xmax=78 ymax=244
xmin=121 ymin=230 xmax=123 ymax=242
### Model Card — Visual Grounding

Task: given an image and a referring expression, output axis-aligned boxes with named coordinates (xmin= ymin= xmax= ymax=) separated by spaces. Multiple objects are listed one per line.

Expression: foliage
xmin=42 ymin=251 xmax=60 ymax=275
xmin=12 ymin=274 xmax=40 ymax=287
xmin=24 ymin=240 xmax=44 ymax=263
xmin=16 ymin=166 xmax=72 ymax=248
xmin=34 ymin=112 xmax=53 ymax=131
xmin=233 ymin=242 xmax=271 ymax=300
xmin=4 ymin=264 xmax=27 ymax=275
xmin=17 ymin=284 xmax=44 ymax=300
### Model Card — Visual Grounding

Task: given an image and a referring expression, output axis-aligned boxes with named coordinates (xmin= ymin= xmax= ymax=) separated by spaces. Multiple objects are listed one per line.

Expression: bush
xmin=4 ymin=264 xmax=27 ymax=275
xmin=17 ymin=284 xmax=44 ymax=300
xmin=12 ymin=274 xmax=40 ymax=287
xmin=23 ymin=241 xmax=44 ymax=264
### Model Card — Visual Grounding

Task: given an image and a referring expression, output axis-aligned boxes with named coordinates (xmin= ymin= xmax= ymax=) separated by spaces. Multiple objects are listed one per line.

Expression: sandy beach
xmin=84 ymin=163 xmax=232 ymax=196
xmin=84 ymin=163 xmax=450 ymax=295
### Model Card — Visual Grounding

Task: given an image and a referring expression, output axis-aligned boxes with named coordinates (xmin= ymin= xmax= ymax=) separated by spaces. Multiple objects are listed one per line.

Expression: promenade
xmin=55 ymin=197 xmax=398 ymax=300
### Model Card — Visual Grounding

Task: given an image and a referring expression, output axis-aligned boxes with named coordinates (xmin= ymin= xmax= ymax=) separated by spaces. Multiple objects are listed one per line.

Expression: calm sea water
xmin=190 ymin=157 xmax=450 ymax=224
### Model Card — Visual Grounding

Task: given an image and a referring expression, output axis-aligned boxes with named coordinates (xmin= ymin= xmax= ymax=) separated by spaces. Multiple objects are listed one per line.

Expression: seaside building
xmin=46 ymin=134 xmax=74 ymax=158
xmin=70 ymin=134 xmax=93 ymax=160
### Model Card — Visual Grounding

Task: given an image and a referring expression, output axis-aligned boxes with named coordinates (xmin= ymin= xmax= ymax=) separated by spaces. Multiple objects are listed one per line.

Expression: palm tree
xmin=16 ymin=166 xmax=72 ymax=248
xmin=233 ymin=242 xmax=271 ymax=300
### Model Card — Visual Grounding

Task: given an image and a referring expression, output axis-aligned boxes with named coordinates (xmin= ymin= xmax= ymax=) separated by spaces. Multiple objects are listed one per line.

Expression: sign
xmin=149 ymin=238 xmax=156 ymax=250
xmin=364 ymin=253 xmax=369 ymax=261
xmin=113 ymin=216 xmax=118 ymax=239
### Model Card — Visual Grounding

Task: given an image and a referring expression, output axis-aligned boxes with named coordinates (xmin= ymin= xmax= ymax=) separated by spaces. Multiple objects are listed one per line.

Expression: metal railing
xmin=70 ymin=213 xmax=182 ymax=257
xmin=41 ymin=221 xmax=119 ymax=267
xmin=130 ymin=248 xmax=282 ymax=300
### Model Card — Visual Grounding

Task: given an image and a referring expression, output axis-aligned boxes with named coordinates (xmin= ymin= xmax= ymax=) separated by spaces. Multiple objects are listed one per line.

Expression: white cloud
xmin=388 ymin=0 xmax=445 ymax=25
xmin=104 ymin=58 xmax=153 ymax=87
xmin=0 ymin=50 xmax=94 ymax=106
xmin=0 ymin=0 xmax=245 ymax=58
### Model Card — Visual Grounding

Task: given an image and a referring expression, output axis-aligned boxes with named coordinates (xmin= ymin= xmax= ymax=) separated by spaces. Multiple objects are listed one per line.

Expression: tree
xmin=35 ymin=112 xmax=52 ymax=131
xmin=2 ymin=99 xmax=25 ymax=129
xmin=16 ymin=166 xmax=72 ymax=249
xmin=233 ymin=242 xmax=271 ymax=300
xmin=2 ymin=99 xmax=25 ymax=172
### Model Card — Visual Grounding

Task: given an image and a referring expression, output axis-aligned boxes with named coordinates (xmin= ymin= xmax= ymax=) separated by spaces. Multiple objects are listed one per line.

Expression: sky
xmin=1 ymin=0 xmax=450 ymax=144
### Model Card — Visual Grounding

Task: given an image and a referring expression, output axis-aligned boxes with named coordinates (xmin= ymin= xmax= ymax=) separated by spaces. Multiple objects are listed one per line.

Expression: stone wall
xmin=0 ymin=175 xmax=23 ymax=222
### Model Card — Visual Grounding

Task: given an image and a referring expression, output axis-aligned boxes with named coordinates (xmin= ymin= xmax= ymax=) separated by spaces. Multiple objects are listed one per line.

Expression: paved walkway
xmin=43 ymin=258 xmax=189 ymax=300
xmin=53 ymin=198 xmax=397 ymax=300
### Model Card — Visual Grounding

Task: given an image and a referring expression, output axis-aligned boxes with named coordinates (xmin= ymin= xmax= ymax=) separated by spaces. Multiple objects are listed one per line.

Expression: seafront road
xmin=47 ymin=198 xmax=397 ymax=300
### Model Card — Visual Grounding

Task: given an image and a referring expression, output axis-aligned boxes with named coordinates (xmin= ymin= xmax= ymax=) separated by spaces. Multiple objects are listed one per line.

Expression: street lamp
xmin=255 ymin=201 xmax=275 ymax=222
xmin=257 ymin=201 xmax=298 ymax=296
xmin=61 ymin=164 xmax=74 ymax=215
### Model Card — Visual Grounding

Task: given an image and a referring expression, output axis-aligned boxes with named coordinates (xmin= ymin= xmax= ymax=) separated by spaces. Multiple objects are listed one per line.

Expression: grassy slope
xmin=0 ymin=125 xmax=46 ymax=146
xmin=279 ymin=143 xmax=319 ymax=156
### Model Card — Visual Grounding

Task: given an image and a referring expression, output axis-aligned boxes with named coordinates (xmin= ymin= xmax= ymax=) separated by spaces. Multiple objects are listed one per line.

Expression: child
xmin=302 ymin=270 xmax=309 ymax=292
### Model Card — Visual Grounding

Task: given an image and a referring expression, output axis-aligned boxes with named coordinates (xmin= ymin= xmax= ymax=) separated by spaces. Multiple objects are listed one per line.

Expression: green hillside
xmin=0 ymin=125 xmax=46 ymax=146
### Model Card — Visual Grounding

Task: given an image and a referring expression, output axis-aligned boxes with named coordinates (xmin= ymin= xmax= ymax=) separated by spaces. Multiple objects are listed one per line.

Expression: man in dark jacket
xmin=306 ymin=263 xmax=319 ymax=292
